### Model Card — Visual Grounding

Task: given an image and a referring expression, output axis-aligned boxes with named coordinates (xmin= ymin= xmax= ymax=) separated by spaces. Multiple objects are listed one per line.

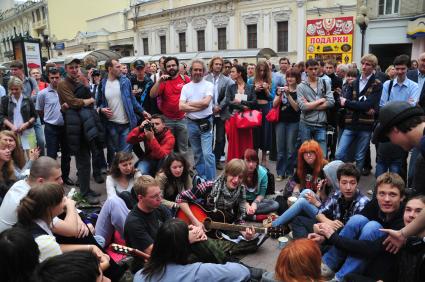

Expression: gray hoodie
xmin=323 ymin=160 xmax=344 ymax=192
xmin=296 ymin=78 xmax=334 ymax=127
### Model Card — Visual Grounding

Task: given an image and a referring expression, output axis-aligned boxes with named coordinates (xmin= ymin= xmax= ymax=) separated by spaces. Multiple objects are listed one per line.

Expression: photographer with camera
xmin=126 ymin=114 xmax=175 ymax=176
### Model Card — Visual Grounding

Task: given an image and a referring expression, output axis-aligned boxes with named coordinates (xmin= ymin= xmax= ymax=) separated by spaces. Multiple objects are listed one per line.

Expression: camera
xmin=142 ymin=122 xmax=153 ymax=131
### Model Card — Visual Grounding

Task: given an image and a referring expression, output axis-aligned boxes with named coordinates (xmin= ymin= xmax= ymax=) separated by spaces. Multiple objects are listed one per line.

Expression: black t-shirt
xmin=278 ymin=91 xmax=300 ymax=123
xmin=124 ymin=205 xmax=171 ymax=253
xmin=130 ymin=75 xmax=153 ymax=113
xmin=292 ymin=166 xmax=325 ymax=192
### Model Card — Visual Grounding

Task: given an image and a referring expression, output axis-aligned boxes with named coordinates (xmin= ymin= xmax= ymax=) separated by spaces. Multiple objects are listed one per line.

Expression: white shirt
xmin=105 ymin=79 xmax=128 ymax=124
xmin=0 ymin=85 xmax=5 ymax=98
xmin=0 ymin=180 xmax=31 ymax=232
xmin=11 ymin=94 xmax=24 ymax=128
xmin=180 ymin=79 xmax=213 ymax=120
xmin=359 ymin=73 xmax=373 ymax=93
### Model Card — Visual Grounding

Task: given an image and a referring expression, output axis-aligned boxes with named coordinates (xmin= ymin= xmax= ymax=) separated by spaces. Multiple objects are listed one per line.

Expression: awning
xmin=196 ymin=48 xmax=278 ymax=60
xmin=407 ymin=17 xmax=425 ymax=39
xmin=47 ymin=49 xmax=121 ymax=64
xmin=149 ymin=52 xmax=197 ymax=62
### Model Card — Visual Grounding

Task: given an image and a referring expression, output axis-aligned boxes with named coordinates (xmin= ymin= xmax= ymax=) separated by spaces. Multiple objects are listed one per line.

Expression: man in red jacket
xmin=127 ymin=114 xmax=175 ymax=176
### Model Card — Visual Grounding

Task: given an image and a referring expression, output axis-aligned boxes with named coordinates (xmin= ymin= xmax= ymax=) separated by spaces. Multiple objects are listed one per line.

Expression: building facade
xmin=0 ymin=0 xmax=49 ymax=63
xmin=354 ymin=0 xmax=425 ymax=69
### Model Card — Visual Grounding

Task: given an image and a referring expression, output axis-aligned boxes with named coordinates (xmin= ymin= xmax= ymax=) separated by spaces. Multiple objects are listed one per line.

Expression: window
xmin=247 ymin=24 xmax=257 ymax=49
xmin=32 ymin=11 xmax=35 ymax=23
xmin=160 ymin=35 xmax=166 ymax=54
xmin=277 ymin=21 xmax=288 ymax=52
xmin=378 ymin=0 xmax=400 ymax=15
xmin=197 ymin=30 xmax=205 ymax=51
xmin=42 ymin=7 xmax=46 ymax=19
xmin=142 ymin=38 xmax=149 ymax=55
xmin=36 ymin=9 xmax=41 ymax=21
xmin=179 ymin=32 xmax=186 ymax=53
xmin=217 ymin=27 xmax=226 ymax=50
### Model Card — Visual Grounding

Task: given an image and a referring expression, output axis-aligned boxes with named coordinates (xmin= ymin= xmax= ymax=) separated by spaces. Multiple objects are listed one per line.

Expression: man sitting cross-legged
xmin=312 ymin=172 xmax=406 ymax=281
xmin=124 ymin=174 xmax=259 ymax=274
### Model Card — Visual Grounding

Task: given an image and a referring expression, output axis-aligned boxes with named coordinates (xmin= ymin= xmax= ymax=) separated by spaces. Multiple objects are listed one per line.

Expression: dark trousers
xmin=92 ymin=148 xmax=107 ymax=177
xmin=75 ymin=141 xmax=92 ymax=196
xmin=213 ymin=117 xmax=225 ymax=163
xmin=44 ymin=123 xmax=71 ymax=179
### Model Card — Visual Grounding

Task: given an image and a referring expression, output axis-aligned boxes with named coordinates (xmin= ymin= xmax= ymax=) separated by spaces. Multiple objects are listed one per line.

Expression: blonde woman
xmin=0 ymin=76 xmax=37 ymax=156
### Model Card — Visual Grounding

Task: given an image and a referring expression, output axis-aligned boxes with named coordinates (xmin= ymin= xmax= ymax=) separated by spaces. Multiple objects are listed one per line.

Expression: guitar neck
xmin=208 ymin=221 xmax=267 ymax=234
xmin=132 ymin=248 xmax=150 ymax=260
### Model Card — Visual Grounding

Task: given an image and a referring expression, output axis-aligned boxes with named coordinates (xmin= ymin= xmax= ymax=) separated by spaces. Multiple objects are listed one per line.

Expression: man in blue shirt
xmin=376 ymin=55 xmax=419 ymax=180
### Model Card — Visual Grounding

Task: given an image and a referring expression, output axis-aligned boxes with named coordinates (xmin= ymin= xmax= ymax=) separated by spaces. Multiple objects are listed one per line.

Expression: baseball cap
xmin=134 ymin=60 xmax=145 ymax=69
xmin=64 ymin=57 xmax=81 ymax=65
xmin=372 ymin=101 xmax=424 ymax=144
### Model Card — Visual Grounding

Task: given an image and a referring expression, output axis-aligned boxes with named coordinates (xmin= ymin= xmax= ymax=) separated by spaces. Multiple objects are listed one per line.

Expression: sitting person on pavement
xmin=124 ymin=175 xmax=241 ymax=272
xmin=95 ymin=151 xmax=141 ymax=247
xmin=268 ymin=161 xmax=346 ymax=232
xmin=133 ymin=219 xmax=250 ymax=282
xmin=155 ymin=152 xmax=193 ymax=211
xmin=126 ymin=114 xmax=175 ymax=176
xmin=261 ymin=238 xmax=324 ymax=282
xmin=314 ymin=172 xmax=406 ymax=281
xmin=243 ymin=149 xmax=279 ymax=221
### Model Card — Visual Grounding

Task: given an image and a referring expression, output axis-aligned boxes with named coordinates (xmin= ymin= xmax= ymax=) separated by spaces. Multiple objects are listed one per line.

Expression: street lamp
xmin=356 ymin=5 xmax=370 ymax=57
xmin=41 ymin=33 xmax=51 ymax=60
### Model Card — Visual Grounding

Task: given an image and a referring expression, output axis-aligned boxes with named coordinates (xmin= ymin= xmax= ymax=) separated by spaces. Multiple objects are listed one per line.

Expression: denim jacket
xmin=99 ymin=75 xmax=144 ymax=129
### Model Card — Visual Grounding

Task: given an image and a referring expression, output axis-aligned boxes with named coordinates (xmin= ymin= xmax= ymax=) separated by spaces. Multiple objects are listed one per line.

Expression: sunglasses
xmin=48 ymin=67 xmax=59 ymax=73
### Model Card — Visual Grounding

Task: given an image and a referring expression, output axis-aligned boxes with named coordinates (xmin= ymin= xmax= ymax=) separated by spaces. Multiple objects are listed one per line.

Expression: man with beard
xmin=179 ymin=59 xmax=215 ymax=180
xmin=150 ymin=56 xmax=190 ymax=154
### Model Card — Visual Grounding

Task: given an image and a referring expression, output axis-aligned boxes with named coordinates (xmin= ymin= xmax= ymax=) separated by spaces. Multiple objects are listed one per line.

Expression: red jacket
xmin=126 ymin=127 xmax=175 ymax=160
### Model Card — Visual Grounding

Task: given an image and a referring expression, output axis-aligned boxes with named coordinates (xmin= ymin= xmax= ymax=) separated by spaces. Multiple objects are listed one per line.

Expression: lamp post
xmin=356 ymin=5 xmax=370 ymax=57
xmin=42 ymin=33 xmax=51 ymax=60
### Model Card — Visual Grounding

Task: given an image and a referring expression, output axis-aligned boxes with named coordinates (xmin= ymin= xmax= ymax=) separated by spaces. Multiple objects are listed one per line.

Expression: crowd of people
xmin=0 ymin=50 xmax=424 ymax=282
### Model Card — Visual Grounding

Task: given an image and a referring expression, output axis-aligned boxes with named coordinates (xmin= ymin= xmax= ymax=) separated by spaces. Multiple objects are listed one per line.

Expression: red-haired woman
xmin=244 ymin=149 xmax=279 ymax=219
xmin=262 ymin=238 xmax=324 ymax=282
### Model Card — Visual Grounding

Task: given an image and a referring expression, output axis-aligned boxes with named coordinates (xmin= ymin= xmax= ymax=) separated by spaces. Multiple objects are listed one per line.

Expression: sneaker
xmin=63 ymin=178 xmax=76 ymax=186
xmin=94 ymin=174 xmax=105 ymax=184
xmin=321 ymin=262 xmax=335 ymax=279
xmin=275 ymin=175 xmax=284 ymax=182
xmin=216 ymin=163 xmax=224 ymax=170
xmin=220 ymin=155 xmax=226 ymax=162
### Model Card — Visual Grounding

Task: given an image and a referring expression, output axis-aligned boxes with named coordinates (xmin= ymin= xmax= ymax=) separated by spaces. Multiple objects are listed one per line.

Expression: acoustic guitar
xmin=176 ymin=202 xmax=284 ymax=239
xmin=111 ymin=243 xmax=150 ymax=260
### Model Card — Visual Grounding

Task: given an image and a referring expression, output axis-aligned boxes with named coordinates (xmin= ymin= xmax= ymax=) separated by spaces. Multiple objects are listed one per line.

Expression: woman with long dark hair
xmin=243 ymin=149 xmax=279 ymax=220
xmin=17 ymin=183 xmax=110 ymax=265
xmin=134 ymin=219 xmax=250 ymax=282
xmin=223 ymin=64 xmax=257 ymax=161
xmin=0 ymin=130 xmax=40 ymax=180
xmin=106 ymin=151 xmax=139 ymax=199
xmin=156 ymin=152 xmax=192 ymax=209
xmin=273 ymin=69 xmax=301 ymax=181
xmin=249 ymin=60 xmax=273 ymax=166
xmin=0 ymin=139 xmax=16 ymax=204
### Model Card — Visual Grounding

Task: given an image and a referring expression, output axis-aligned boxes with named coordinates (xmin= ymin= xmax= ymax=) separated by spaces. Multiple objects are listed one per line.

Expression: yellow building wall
xmin=47 ymin=0 xmax=130 ymax=40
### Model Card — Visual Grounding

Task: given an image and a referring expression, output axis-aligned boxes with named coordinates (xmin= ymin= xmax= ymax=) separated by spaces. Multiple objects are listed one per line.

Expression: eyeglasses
xmin=48 ymin=67 xmax=59 ymax=74
xmin=148 ymin=193 xmax=162 ymax=200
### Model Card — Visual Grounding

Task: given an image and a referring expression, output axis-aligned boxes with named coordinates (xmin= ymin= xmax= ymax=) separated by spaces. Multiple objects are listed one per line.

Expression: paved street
xmin=62 ymin=144 xmax=378 ymax=272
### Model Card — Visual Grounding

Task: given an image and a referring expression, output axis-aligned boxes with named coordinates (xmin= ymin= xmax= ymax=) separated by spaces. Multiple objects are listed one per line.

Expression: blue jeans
xmin=323 ymin=215 xmax=384 ymax=280
xmin=272 ymin=189 xmax=318 ymax=227
xmin=299 ymin=121 xmax=327 ymax=156
xmin=187 ymin=117 xmax=216 ymax=180
xmin=335 ymin=129 xmax=371 ymax=172
xmin=163 ymin=116 xmax=188 ymax=155
xmin=106 ymin=121 xmax=132 ymax=154
xmin=34 ymin=117 xmax=45 ymax=155
xmin=375 ymin=159 xmax=403 ymax=178
xmin=137 ymin=157 xmax=165 ymax=176
xmin=275 ymin=121 xmax=299 ymax=177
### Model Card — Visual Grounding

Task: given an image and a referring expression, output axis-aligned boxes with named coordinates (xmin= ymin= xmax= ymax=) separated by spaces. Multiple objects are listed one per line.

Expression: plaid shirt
xmin=176 ymin=175 xmax=247 ymax=221
xmin=318 ymin=190 xmax=369 ymax=224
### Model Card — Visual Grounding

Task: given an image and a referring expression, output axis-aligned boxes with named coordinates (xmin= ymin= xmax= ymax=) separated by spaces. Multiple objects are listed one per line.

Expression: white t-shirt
xmin=34 ymin=219 xmax=62 ymax=262
xmin=0 ymin=180 xmax=31 ymax=232
xmin=105 ymin=79 xmax=128 ymax=124
xmin=180 ymin=79 xmax=213 ymax=120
